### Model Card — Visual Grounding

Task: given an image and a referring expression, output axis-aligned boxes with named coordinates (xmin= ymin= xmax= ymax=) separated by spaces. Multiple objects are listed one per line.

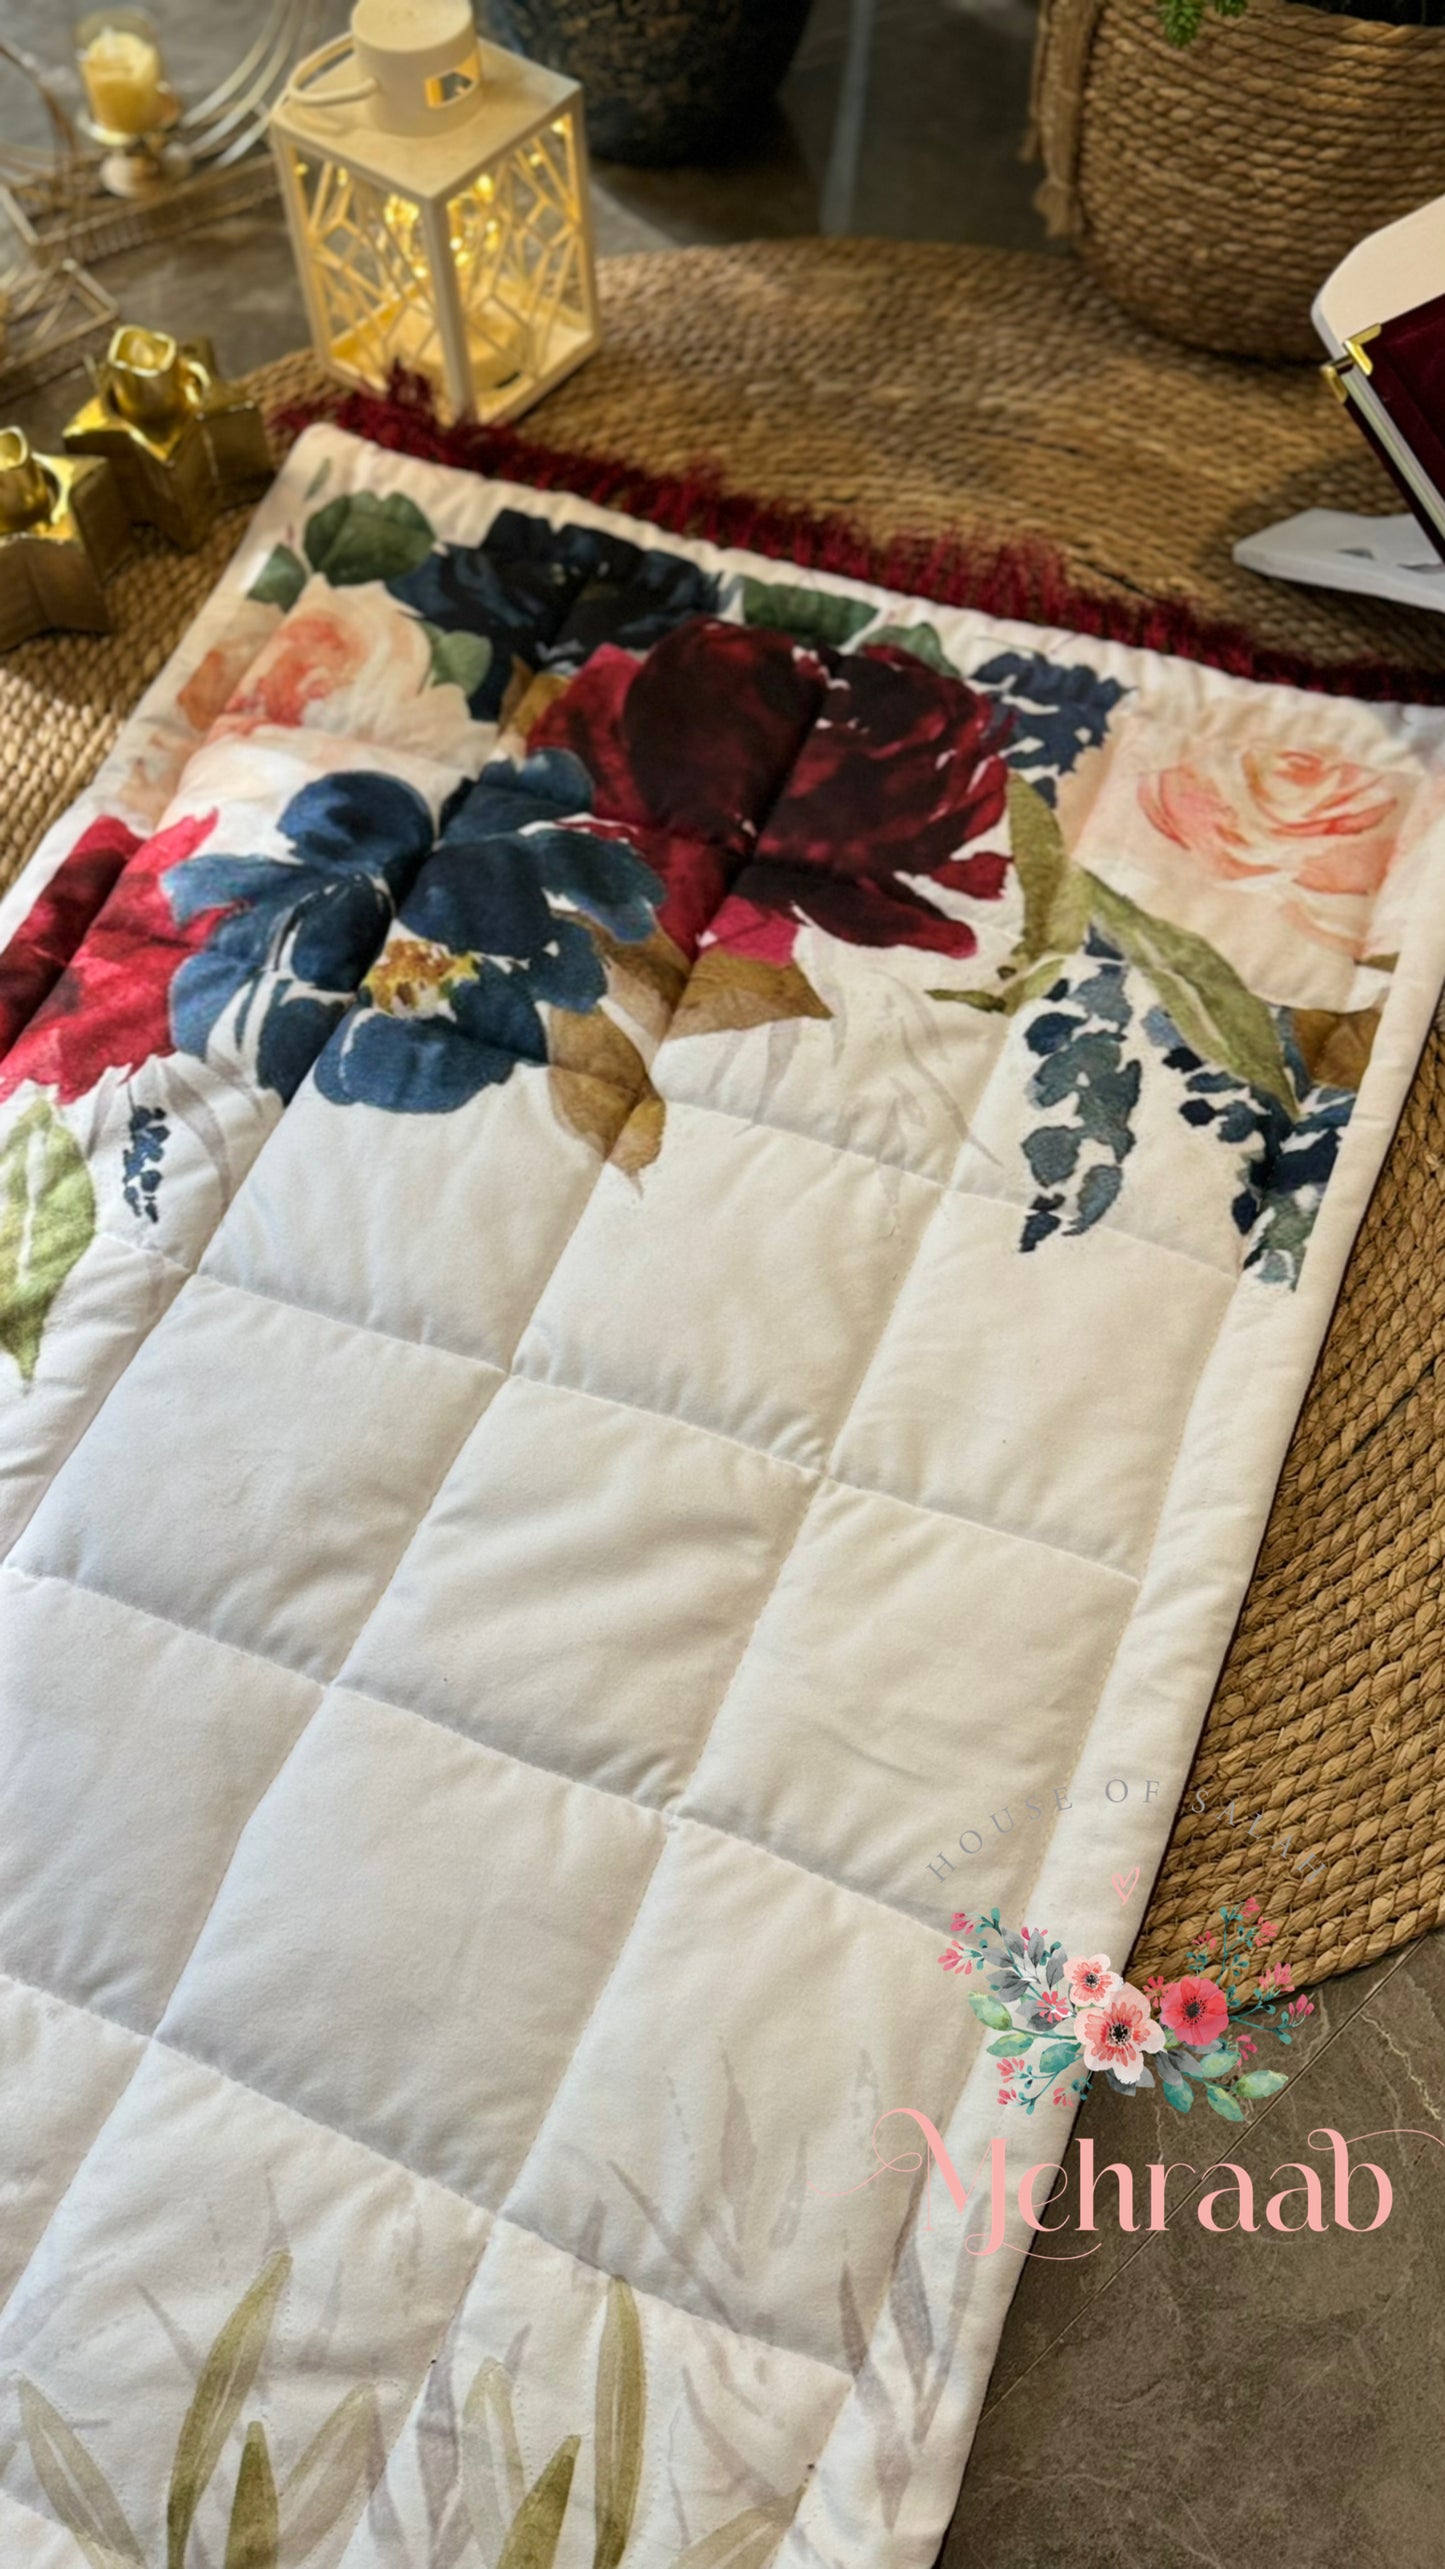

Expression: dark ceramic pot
xmin=481 ymin=0 xmax=814 ymax=163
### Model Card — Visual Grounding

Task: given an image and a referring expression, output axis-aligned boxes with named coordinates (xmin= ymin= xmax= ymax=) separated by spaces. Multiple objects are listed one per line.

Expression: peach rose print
xmin=1139 ymin=748 xmax=1402 ymax=960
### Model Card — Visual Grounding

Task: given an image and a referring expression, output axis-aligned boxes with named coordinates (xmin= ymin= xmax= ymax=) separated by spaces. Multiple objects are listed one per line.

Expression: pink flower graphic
xmin=1258 ymin=1920 xmax=1279 ymax=1942
xmin=950 ymin=1912 xmax=976 ymax=1934
xmin=1285 ymin=1994 xmax=1315 ymax=2022
xmin=1075 ymin=1984 xmax=1165 ymax=2086
xmin=1065 ymin=1954 xmax=1122 ymax=2010
xmin=1242 ymin=1896 xmax=1260 ymax=1919
xmin=1138 ymin=747 xmax=1402 ymax=961
xmin=1036 ymin=1987 xmax=1072 ymax=2024
xmin=1145 ymin=1974 xmax=1169 ymax=1999
xmin=1160 ymin=1975 xmax=1230 ymax=2050
xmin=938 ymin=1946 xmax=967 ymax=1973
xmin=1257 ymin=1961 xmax=1295 ymax=1994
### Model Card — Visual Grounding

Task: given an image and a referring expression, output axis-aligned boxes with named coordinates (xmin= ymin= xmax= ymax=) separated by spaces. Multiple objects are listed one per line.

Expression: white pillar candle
xmin=80 ymin=26 xmax=167 ymax=137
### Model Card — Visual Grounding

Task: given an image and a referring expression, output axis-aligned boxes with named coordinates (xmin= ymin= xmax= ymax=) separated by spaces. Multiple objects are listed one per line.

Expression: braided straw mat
xmin=4 ymin=241 xmax=1444 ymax=1989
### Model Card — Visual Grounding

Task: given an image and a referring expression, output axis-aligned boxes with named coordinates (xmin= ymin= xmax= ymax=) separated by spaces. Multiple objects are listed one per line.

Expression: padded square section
xmin=505 ymin=1822 xmax=970 ymax=2372
xmin=515 ymin=1103 xmax=937 ymax=1469
xmin=0 ymin=1976 xmax=142 ymax=2305
xmin=203 ymin=1060 xmax=606 ymax=1368
xmin=364 ymin=2214 xmax=848 ymax=2569
xmin=13 ymin=1275 xmax=499 ymax=1680
xmin=161 ymin=1687 xmax=665 ymax=2203
xmin=344 ymin=1373 xmax=813 ymax=1804
xmin=0 ymin=2041 xmax=485 ymax=2558
xmin=0 ymin=1569 xmax=320 ymax=2032
xmin=833 ymin=1190 xmax=1231 ymax=1576
xmin=655 ymin=914 xmax=1009 ymax=1185
xmin=683 ymin=1482 xmax=1137 ymax=1921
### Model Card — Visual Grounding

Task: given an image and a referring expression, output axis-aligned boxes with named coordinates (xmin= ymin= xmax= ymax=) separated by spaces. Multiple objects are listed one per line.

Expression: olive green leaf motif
xmin=497 ymin=2436 xmax=580 ymax=2569
xmin=739 ymin=575 xmax=877 ymax=654
xmin=424 ymin=624 xmax=494 ymax=699
xmin=167 ymin=2251 xmax=290 ymax=2569
xmin=223 ymin=2423 xmax=277 ymax=2569
xmin=0 ymin=1096 xmax=96 ymax=1384
xmin=931 ymin=775 xmax=1298 ymax=1114
xmin=18 ymin=2381 xmax=145 ymax=2569
xmin=21 ymin=2250 xmax=381 ymax=2569
xmin=248 ymin=490 xmax=438 ymax=610
xmin=593 ymin=2278 xmax=645 ymax=2569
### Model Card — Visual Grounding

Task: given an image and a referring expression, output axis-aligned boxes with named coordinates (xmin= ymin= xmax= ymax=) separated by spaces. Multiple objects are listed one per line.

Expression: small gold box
xmin=0 ymin=431 xmax=132 ymax=651
xmin=62 ymin=324 xmax=272 ymax=551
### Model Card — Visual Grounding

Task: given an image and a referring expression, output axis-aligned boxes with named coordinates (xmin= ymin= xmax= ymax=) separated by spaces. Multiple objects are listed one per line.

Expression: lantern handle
xmin=276 ymin=33 xmax=377 ymax=119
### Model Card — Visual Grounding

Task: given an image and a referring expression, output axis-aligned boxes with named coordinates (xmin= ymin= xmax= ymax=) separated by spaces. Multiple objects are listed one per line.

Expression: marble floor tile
xmin=941 ymin=1931 xmax=1445 ymax=2569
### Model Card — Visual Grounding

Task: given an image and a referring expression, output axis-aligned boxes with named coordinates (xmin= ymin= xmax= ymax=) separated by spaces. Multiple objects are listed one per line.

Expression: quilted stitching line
xmin=0 ymin=1962 xmax=854 ymax=2384
xmin=777 ymin=1216 xmax=1246 ymax=2558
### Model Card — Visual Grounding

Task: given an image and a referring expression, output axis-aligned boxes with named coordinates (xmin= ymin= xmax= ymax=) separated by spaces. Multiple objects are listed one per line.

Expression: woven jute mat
xmin=4 ymin=241 xmax=1444 ymax=1987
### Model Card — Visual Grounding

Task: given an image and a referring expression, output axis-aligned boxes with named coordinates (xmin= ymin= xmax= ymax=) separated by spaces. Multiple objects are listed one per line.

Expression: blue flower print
xmin=315 ymin=747 xmax=665 ymax=1114
xmin=385 ymin=511 xmax=721 ymax=718
xmin=973 ymin=649 xmax=1127 ymax=805
xmin=163 ymin=771 xmax=435 ymax=1103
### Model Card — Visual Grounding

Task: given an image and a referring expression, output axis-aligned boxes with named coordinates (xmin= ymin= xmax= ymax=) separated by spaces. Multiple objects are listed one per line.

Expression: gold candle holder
xmin=62 ymin=325 xmax=273 ymax=550
xmin=0 ymin=429 xmax=132 ymax=650
xmin=75 ymin=7 xmax=190 ymax=198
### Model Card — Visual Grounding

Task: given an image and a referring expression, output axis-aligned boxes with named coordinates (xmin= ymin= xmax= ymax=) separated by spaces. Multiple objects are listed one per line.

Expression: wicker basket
xmin=1032 ymin=0 xmax=1445 ymax=361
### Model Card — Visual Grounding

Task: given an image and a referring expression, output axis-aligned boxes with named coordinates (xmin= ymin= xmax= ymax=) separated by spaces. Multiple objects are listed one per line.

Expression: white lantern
xmin=269 ymin=0 xmax=600 ymax=423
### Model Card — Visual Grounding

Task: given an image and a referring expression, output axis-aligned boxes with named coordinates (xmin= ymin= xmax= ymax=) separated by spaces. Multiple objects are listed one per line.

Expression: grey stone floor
xmin=4 ymin=6 xmax=1444 ymax=2562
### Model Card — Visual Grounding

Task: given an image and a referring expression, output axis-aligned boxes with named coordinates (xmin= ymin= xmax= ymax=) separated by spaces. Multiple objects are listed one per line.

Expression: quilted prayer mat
xmin=2 ymin=423 xmax=1445 ymax=2569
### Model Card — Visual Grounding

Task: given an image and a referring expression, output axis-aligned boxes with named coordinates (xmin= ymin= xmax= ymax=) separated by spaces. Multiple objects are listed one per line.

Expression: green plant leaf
xmin=497 ymin=2436 xmax=580 ymax=2569
xmin=1204 ymin=2082 xmax=1247 ymax=2123
xmin=167 ymin=2252 xmax=290 ymax=2569
xmin=0 ymin=1097 xmax=96 ymax=1384
xmin=866 ymin=622 xmax=954 ymax=673
xmin=225 ymin=2424 xmax=279 ymax=2569
xmin=19 ymin=2380 xmax=145 ymax=2569
xmin=670 ymin=2491 xmax=803 ymax=2569
xmin=460 ymin=2360 xmax=527 ymax=2569
xmin=987 ymin=2033 xmax=1033 ymax=2055
xmin=247 ymin=544 xmax=307 ymax=610
xmin=738 ymin=576 xmax=876 ymax=652
xmin=593 ymin=2279 xmax=645 ymax=2569
xmin=279 ymin=2383 xmax=380 ymax=2565
xmin=1181 ymin=2044 xmax=1239 ymax=2081
xmin=968 ymin=1992 xmax=1013 ymax=2032
xmin=1156 ymin=2055 xmax=1194 ymax=2111
xmin=303 ymin=490 xmax=435 ymax=585
xmin=1234 ymin=2069 xmax=1289 ymax=2103
xmin=1006 ymin=776 xmax=1088 ymax=963
xmin=1036 ymin=2038 xmax=1082 ymax=2076
xmin=1084 ymin=873 xmax=1296 ymax=1110
xmin=426 ymin=624 xmax=493 ymax=696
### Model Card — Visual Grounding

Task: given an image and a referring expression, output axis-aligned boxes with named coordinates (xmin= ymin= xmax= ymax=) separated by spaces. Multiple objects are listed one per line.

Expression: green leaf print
xmin=167 ymin=2251 xmax=290 ymax=2569
xmin=738 ymin=575 xmax=877 ymax=652
xmin=1203 ymin=2082 xmax=1247 ymax=2123
xmin=593 ymin=2280 xmax=645 ymax=2569
xmin=462 ymin=2360 xmax=529 ymax=2567
xmin=968 ymin=1992 xmax=1014 ymax=2031
xmin=671 ymin=2492 xmax=804 ymax=2569
xmin=303 ymin=490 xmax=436 ymax=585
xmin=425 ymin=623 xmax=494 ymax=697
xmin=19 ymin=2381 xmax=145 ymax=2569
xmin=0 ymin=1097 xmax=96 ymax=1384
xmin=1234 ymin=2069 xmax=1290 ymax=2103
xmin=866 ymin=621 xmax=955 ymax=673
xmin=223 ymin=2423 xmax=278 ymax=2569
xmin=247 ymin=543 xmax=307 ymax=610
xmin=497 ymin=2436 xmax=580 ymax=2569
xmin=1084 ymin=872 xmax=1297 ymax=1113
xmin=1005 ymin=776 xmax=1090 ymax=964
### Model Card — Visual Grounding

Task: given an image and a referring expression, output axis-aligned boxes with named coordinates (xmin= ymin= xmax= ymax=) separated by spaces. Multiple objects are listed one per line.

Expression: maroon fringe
xmin=272 ymin=368 xmax=1445 ymax=704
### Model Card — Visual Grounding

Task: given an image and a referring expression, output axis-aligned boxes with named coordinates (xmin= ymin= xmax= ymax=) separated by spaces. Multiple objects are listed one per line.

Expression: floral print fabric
xmin=2 ymin=426 xmax=1445 ymax=2569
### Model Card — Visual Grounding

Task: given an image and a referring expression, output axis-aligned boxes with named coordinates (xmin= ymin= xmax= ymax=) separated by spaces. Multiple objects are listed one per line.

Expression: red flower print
xmin=0 ymin=811 xmax=225 ymax=1106
xmin=528 ymin=620 xmax=1013 ymax=969
xmin=1257 ymin=1920 xmax=1278 ymax=1941
xmin=0 ymin=815 xmax=140 ymax=1066
xmin=1242 ymin=1896 xmax=1260 ymax=1919
xmin=950 ymin=1912 xmax=976 ymax=1934
xmin=1159 ymin=1975 xmax=1230 ymax=2050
